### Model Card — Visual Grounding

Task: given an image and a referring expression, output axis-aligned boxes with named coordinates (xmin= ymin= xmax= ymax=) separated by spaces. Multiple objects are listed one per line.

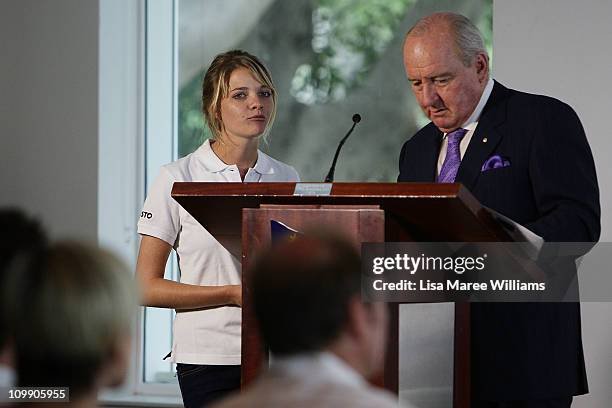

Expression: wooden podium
xmin=172 ymin=182 xmax=513 ymax=408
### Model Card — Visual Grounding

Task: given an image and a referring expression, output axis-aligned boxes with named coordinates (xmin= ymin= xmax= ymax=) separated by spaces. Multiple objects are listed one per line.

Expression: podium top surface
xmin=171 ymin=182 xmax=512 ymax=242
xmin=172 ymin=181 xmax=467 ymax=198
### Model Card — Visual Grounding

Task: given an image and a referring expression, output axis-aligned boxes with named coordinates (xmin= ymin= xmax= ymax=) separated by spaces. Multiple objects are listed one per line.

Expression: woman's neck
xmin=210 ymin=136 xmax=259 ymax=179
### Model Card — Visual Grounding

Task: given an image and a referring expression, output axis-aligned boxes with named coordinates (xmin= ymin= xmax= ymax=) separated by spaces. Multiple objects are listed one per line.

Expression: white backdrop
xmin=494 ymin=1 xmax=612 ymax=406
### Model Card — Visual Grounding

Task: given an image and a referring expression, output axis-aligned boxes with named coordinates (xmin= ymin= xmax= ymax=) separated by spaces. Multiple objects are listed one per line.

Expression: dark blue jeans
xmin=176 ymin=364 xmax=241 ymax=408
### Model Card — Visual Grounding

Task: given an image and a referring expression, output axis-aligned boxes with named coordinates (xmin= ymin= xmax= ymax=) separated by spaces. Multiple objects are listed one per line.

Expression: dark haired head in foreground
xmin=0 ymin=208 xmax=47 ymax=386
xmin=213 ymin=233 xmax=397 ymax=408
xmin=252 ymin=234 xmax=379 ymax=359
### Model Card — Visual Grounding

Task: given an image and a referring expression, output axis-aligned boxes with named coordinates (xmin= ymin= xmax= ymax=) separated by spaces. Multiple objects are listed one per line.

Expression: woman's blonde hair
xmin=202 ymin=50 xmax=277 ymax=141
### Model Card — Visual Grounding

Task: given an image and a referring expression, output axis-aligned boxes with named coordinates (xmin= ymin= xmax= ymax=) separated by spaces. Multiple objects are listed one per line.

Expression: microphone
xmin=324 ymin=114 xmax=361 ymax=182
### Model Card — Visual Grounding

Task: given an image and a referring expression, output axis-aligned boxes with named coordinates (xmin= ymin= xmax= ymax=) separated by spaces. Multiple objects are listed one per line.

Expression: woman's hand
xmin=227 ymin=285 xmax=242 ymax=307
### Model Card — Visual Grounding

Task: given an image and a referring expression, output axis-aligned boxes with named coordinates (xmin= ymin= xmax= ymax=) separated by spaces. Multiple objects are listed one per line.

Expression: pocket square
xmin=481 ymin=155 xmax=511 ymax=172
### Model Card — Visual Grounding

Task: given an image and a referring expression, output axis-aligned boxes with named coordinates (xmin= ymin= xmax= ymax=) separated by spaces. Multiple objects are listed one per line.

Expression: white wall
xmin=0 ymin=0 xmax=99 ymax=241
xmin=0 ymin=2 xmax=19 ymax=159
xmin=494 ymin=1 xmax=612 ymax=406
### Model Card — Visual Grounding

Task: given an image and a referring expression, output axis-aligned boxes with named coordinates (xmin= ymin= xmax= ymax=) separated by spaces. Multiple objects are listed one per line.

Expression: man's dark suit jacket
xmin=398 ymin=81 xmax=600 ymax=401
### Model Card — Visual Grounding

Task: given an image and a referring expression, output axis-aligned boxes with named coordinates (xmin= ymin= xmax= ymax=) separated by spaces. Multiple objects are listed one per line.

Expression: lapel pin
xmin=482 ymin=137 xmax=488 ymax=143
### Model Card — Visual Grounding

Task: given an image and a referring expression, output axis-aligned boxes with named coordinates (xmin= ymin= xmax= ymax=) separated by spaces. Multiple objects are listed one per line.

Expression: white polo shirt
xmin=137 ymin=139 xmax=300 ymax=365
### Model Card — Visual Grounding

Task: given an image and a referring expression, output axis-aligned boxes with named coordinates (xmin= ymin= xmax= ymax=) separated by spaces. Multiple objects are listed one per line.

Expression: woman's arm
xmin=136 ymin=235 xmax=241 ymax=309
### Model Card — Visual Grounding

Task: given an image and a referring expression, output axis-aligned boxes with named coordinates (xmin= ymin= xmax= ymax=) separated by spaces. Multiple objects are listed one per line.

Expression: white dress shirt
xmin=437 ymin=78 xmax=495 ymax=174
xmin=212 ymin=352 xmax=398 ymax=408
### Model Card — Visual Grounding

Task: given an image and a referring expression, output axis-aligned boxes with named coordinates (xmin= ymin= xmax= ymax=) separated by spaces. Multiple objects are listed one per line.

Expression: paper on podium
xmin=484 ymin=207 xmax=544 ymax=260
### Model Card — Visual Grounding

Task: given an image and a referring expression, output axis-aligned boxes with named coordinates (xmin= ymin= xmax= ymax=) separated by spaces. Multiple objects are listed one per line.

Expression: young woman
xmin=136 ymin=50 xmax=299 ymax=408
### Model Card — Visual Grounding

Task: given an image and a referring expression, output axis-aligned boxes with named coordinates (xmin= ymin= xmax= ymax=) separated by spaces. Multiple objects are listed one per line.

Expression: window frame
xmin=97 ymin=0 xmax=181 ymax=403
xmin=139 ymin=0 xmax=181 ymax=394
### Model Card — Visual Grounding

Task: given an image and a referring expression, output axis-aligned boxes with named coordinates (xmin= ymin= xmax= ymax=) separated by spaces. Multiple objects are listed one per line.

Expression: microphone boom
xmin=324 ymin=114 xmax=361 ymax=182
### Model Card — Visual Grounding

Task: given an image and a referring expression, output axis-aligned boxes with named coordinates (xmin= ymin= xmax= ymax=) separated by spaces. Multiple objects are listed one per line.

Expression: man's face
xmin=403 ymin=30 xmax=488 ymax=133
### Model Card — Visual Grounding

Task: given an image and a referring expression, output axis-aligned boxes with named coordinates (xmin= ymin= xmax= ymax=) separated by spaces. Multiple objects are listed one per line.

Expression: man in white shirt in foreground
xmin=213 ymin=232 xmax=398 ymax=408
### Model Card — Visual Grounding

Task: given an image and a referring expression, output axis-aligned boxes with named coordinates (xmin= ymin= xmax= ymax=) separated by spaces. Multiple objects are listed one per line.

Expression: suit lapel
xmin=417 ymin=125 xmax=443 ymax=182
xmin=455 ymin=81 xmax=509 ymax=190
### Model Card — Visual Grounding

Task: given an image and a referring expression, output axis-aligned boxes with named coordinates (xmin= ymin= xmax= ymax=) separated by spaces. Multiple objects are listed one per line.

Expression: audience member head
xmin=4 ymin=241 xmax=138 ymax=401
xmin=202 ymin=49 xmax=277 ymax=143
xmin=403 ymin=12 xmax=489 ymax=133
xmin=0 ymin=208 xmax=47 ymax=365
xmin=250 ymin=232 xmax=388 ymax=378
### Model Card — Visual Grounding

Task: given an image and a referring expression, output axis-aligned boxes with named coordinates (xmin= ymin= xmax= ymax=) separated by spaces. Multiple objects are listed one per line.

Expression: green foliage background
xmin=177 ymin=0 xmax=493 ymax=174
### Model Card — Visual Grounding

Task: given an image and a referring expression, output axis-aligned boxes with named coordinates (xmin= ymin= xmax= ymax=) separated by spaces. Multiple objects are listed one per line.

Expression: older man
xmin=212 ymin=233 xmax=397 ymax=408
xmin=398 ymin=12 xmax=599 ymax=408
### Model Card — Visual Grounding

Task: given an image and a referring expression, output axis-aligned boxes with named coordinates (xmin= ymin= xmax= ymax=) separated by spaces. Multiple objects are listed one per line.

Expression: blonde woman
xmin=136 ymin=50 xmax=299 ymax=407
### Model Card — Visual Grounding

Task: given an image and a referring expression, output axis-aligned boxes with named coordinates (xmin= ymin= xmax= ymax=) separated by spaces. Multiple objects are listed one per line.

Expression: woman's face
xmin=219 ymin=67 xmax=274 ymax=142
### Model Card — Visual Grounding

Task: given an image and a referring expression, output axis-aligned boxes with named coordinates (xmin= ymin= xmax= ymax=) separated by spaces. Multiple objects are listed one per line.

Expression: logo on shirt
xmin=141 ymin=211 xmax=153 ymax=219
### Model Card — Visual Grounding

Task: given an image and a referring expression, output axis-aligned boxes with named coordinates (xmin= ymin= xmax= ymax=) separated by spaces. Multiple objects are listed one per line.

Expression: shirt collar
xmin=195 ymin=139 xmax=274 ymax=175
xmin=461 ymin=77 xmax=495 ymax=131
xmin=270 ymin=351 xmax=365 ymax=387
xmin=251 ymin=149 xmax=275 ymax=175
xmin=441 ymin=77 xmax=494 ymax=139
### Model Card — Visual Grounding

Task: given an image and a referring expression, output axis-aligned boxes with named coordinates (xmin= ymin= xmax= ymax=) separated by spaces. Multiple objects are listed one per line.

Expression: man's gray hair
xmin=407 ymin=12 xmax=487 ymax=67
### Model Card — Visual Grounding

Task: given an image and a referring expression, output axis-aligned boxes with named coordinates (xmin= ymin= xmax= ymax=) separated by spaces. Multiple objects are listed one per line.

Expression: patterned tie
xmin=437 ymin=128 xmax=468 ymax=183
